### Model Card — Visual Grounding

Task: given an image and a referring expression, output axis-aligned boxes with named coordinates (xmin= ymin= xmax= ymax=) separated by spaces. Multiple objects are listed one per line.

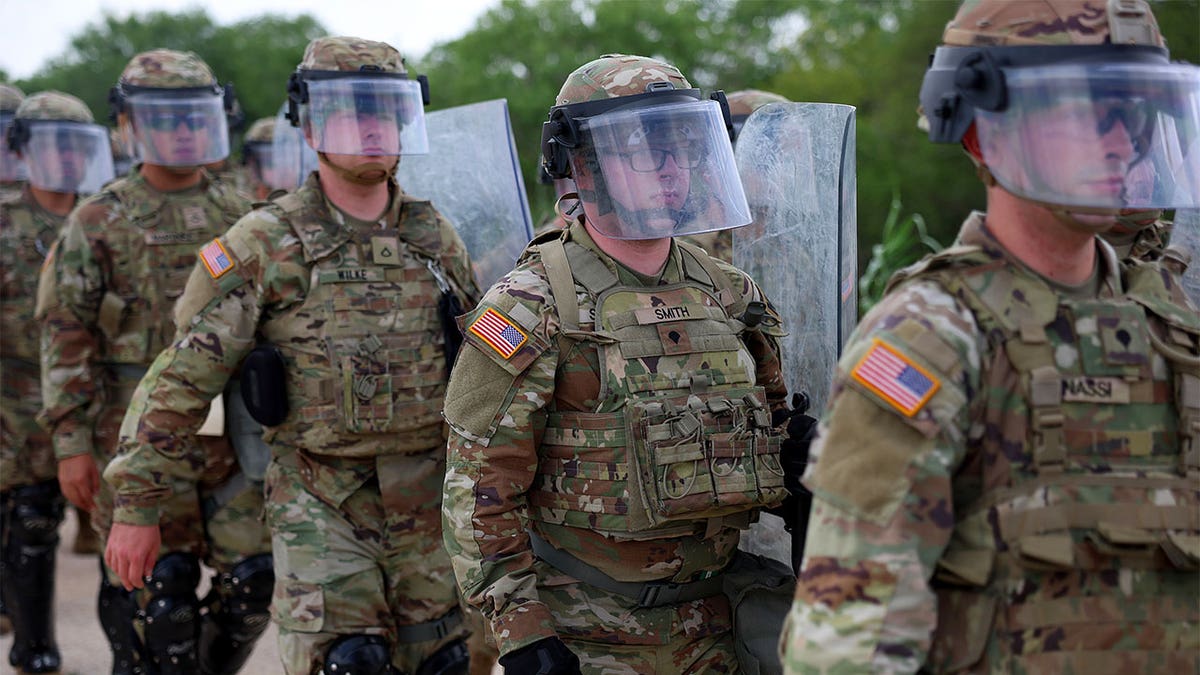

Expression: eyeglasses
xmin=619 ymin=142 xmax=706 ymax=172
xmin=144 ymin=111 xmax=211 ymax=132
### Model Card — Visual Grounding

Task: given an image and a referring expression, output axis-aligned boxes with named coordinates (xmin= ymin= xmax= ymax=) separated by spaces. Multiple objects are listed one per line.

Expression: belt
xmin=395 ymin=606 xmax=462 ymax=644
xmin=528 ymin=530 xmax=725 ymax=608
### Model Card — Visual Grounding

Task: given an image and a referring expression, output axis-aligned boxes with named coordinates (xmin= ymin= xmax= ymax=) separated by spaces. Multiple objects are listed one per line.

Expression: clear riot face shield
xmin=13 ymin=121 xmax=115 ymax=193
xmin=243 ymin=141 xmax=274 ymax=188
xmin=296 ymin=76 xmax=429 ymax=156
xmin=126 ymin=91 xmax=231 ymax=167
xmin=0 ymin=112 xmax=27 ymax=182
xmin=544 ymin=92 xmax=751 ymax=240
xmin=921 ymin=45 xmax=1200 ymax=212
xmin=271 ymin=102 xmax=318 ymax=190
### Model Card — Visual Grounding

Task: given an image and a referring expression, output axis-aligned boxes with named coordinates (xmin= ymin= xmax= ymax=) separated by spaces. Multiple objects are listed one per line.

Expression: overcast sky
xmin=0 ymin=0 xmax=501 ymax=79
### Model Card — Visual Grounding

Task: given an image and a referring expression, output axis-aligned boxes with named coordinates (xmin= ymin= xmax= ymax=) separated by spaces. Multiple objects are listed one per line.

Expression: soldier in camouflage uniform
xmin=2 ymin=89 xmax=114 ymax=675
xmin=36 ymin=50 xmax=271 ymax=675
xmin=239 ymin=117 xmax=276 ymax=201
xmin=443 ymin=54 xmax=804 ymax=674
xmin=0 ymin=84 xmax=26 ymax=197
xmin=679 ymin=89 xmax=789 ymax=264
xmin=103 ymin=36 xmax=480 ymax=675
xmin=782 ymin=1 xmax=1200 ymax=672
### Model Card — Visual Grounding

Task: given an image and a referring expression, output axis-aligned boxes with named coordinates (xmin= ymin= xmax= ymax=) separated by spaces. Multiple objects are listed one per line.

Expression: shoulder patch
xmin=851 ymin=338 xmax=941 ymax=417
xmin=467 ymin=307 xmax=528 ymax=359
xmin=199 ymin=239 xmax=235 ymax=279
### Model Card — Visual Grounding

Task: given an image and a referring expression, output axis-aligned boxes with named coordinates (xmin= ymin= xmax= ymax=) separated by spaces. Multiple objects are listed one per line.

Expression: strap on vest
xmin=676 ymin=240 xmax=744 ymax=317
xmin=394 ymin=606 xmax=463 ymax=644
xmin=528 ymin=530 xmax=725 ymax=608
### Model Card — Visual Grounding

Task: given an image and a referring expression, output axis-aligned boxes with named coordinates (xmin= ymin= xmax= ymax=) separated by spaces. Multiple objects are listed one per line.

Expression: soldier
xmin=1 ymin=90 xmax=114 ymax=675
xmin=36 ymin=50 xmax=271 ymax=675
xmin=782 ymin=1 xmax=1200 ymax=673
xmin=679 ymin=89 xmax=789 ymax=263
xmin=1 ymin=84 xmax=26 ymax=196
xmin=239 ymin=117 xmax=276 ymax=200
xmin=102 ymin=36 xmax=480 ymax=675
xmin=442 ymin=54 xmax=809 ymax=673
xmin=110 ymin=128 xmax=135 ymax=179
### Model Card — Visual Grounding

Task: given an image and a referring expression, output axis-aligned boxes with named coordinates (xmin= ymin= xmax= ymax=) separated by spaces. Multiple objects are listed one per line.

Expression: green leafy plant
xmin=858 ymin=191 xmax=943 ymax=315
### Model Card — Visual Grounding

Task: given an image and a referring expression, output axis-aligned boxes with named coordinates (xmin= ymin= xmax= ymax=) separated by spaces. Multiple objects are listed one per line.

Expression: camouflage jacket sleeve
xmin=441 ymin=258 xmax=561 ymax=657
xmin=36 ymin=195 xmax=113 ymax=460
xmin=103 ymin=209 xmax=304 ymax=526
xmin=781 ymin=279 xmax=983 ymax=674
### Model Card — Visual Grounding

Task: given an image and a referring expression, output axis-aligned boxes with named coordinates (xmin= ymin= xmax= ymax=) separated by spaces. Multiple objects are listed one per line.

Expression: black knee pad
xmin=416 ymin=639 xmax=469 ymax=675
xmin=143 ymin=553 xmax=201 ymax=674
xmin=213 ymin=553 xmax=273 ymax=637
xmin=8 ymin=481 xmax=65 ymax=549
xmin=324 ymin=634 xmax=398 ymax=675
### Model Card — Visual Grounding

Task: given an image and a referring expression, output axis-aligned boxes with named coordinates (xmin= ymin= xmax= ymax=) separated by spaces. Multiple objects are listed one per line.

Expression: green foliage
xmin=858 ymin=192 xmax=943 ymax=316
xmin=14 ymin=10 xmax=325 ymax=133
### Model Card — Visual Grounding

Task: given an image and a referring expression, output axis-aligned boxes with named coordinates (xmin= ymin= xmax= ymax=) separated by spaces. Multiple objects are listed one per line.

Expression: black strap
xmin=528 ymin=530 xmax=724 ymax=608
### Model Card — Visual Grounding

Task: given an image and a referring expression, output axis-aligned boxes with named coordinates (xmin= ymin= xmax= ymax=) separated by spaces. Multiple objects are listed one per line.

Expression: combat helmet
xmin=1 ymin=83 xmax=27 ymax=182
xmin=540 ymin=54 xmax=750 ymax=240
xmin=286 ymin=36 xmax=430 ymax=169
xmin=108 ymin=49 xmax=236 ymax=167
xmin=8 ymin=91 xmax=114 ymax=193
xmin=918 ymin=0 xmax=1199 ymax=216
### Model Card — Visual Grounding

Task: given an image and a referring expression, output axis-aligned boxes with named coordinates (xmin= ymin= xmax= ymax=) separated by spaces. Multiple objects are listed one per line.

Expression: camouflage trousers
xmin=264 ymin=448 xmax=468 ymax=675
xmin=0 ymin=359 xmax=55 ymax=491
xmin=534 ymin=560 xmax=740 ymax=674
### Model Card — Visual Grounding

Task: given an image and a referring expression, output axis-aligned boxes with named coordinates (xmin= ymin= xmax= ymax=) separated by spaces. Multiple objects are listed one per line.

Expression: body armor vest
xmin=528 ymin=238 xmax=786 ymax=539
xmin=895 ymin=237 xmax=1200 ymax=673
xmin=97 ymin=176 xmax=244 ymax=368
xmin=259 ymin=190 xmax=456 ymax=458
xmin=1 ymin=192 xmax=60 ymax=362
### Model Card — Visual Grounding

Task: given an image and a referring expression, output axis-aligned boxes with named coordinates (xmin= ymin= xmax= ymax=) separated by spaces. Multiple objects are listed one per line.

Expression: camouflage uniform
xmin=679 ymin=90 xmax=789 ymax=264
xmin=782 ymin=2 xmax=1200 ymax=672
xmin=37 ymin=50 xmax=269 ymax=675
xmin=104 ymin=36 xmax=480 ymax=675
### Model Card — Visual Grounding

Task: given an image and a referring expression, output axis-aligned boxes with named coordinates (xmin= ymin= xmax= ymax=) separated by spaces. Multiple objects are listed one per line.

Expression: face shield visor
xmin=974 ymin=61 xmax=1200 ymax=211
xmin=243 ymin=141 xmax=275 ymax=186
xmin=21 ymin=121 xmax=115 ymax=193
xmin=300 ymin=77 xmax=428 ymax=156
xmin=0 ymin=112 xmax=28 ymax=182
xmin=571 ymin=99 xmax=750 ymax=240
xmin=272 ymin=102 xmax=318 ymax=190
xmin=127 ymin=92 xmax=230 ymax=167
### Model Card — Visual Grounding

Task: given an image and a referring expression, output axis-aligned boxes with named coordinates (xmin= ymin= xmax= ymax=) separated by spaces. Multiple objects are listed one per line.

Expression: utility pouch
xmin=240 ymin=344 xmax=288 ymax=426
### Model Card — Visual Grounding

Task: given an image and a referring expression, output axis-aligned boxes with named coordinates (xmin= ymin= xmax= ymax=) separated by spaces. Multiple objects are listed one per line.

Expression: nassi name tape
xmin=851 ymin=338 xmax=940 ymax=417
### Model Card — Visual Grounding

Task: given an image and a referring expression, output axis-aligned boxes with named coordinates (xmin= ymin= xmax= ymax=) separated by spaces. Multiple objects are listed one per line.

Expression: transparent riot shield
xmin=733 ymin=103 xmax=856 ymax=568
xmin=271 ymin=102 xmax=318 ymax=191
xmin=1173 ymin=210 xmax=1200 ymax=307
xmin=396 ymin=99 xmax=534 ymax=290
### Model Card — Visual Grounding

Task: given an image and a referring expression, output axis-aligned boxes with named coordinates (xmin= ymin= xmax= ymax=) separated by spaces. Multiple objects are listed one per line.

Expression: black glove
xmin=772 ymin=392 xmax=818 ymax=496
xmin=497 ymin=637 xmax=582 ymax=675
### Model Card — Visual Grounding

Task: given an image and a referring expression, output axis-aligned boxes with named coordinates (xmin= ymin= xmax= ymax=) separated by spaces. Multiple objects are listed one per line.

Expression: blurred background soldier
xmin=442 ymin=54 xmax=810 ymax=674
xmin=238 ymin=117 xmax=276 ymax=200
xmin=679 ymin=88 xmax=789 ymax=263
xmin=103 ymin=36 xmax=479 ymax=675
xmin=0 ymin=84 xmax=27 ymax=197
xmin=782 ymin=0 xmax=1200 ymax=672
xmin=36 ymin=49 xmax=270 ymax=675
xmin=2 ymin=89 xmax=114 ymax=675
xmin=109 ymin=128 xmax=135 ymax=179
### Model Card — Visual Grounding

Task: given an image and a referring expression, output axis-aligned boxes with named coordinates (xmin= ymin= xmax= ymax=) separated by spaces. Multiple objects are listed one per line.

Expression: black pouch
xmin=240 ymin=344 xmax=289 ymax=426
xmin=439 ymin=291 xmax=466 ymax=379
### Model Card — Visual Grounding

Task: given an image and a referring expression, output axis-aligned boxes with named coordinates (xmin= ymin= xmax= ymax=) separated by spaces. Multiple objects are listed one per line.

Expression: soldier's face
xmin=143 ymin=111 xmax=211 ymax=166
xmin=599 ymin=140 xmax=692 ymax=214
xmin=315 ymin=109 xmax=401 ymax=156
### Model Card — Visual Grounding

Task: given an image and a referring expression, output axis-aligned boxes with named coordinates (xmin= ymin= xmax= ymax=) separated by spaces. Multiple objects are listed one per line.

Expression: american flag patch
xmin=199 ymin=239 xmax=234 ymax=279
xmin=851 ymin=339 xmax=940 ymax=417
xmin=468 ymin=307 xmax=528 ymax=359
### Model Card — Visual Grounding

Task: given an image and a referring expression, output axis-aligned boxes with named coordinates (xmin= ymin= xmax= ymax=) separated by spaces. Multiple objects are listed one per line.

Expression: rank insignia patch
xmin=468 ymin=308 xmax=528 ymax=359
xmin=851 ymin=339 xmax=940 ymax=417
xmin=199 ymin=239 xmax=234 ymax=279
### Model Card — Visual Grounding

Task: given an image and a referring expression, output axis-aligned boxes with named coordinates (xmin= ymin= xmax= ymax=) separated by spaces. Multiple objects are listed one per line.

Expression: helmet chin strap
xmin=318 ymin=151 xmax=398 ymax=186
